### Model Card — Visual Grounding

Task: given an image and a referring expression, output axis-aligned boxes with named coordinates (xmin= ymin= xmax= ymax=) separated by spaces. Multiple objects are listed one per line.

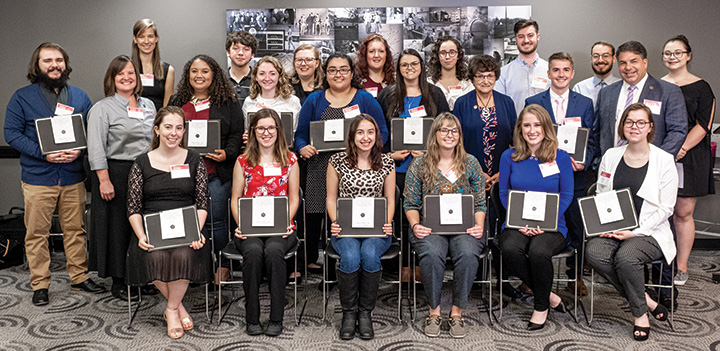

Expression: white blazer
xmin=597 ymin=144 xmax=678 ymax=264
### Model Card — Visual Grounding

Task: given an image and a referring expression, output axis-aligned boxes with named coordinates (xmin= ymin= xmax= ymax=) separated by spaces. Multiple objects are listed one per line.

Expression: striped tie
xmin=617 ymin=85 xmax=637 ymax=146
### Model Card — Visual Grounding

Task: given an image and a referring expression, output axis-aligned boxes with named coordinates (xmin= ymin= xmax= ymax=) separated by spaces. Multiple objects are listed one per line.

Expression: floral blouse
xmin=237 ymin=152 xmax=298 ymax=196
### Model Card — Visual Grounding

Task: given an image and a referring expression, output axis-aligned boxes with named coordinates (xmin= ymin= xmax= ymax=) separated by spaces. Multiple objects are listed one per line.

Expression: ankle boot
xmin=357 ymin=269 xmax=382 ymax=340
xmin=337 ymin=270 xmax=359 ymax=340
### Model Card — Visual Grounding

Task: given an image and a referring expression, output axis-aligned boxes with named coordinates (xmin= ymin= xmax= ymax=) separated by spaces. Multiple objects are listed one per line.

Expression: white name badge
xmin=676 ymin=163 xmax=684 ymax=189
xmin=50 ymin=115 xmax=76 ymax=144
xmin=343 ymin=105 xmax=361 ymax=119
xmin=365 ymin=87 xmax=378 ymax=98
xmin=403 ymin=118 xmax=423 ymax=145
xmin=539 ymin=161 xmax=560 ymax=177
xmin=409 ymin=105 xmax=427 ymax=118
xmin=448 ymin=85 xmax=463 ymax=96
xmin=440 ymin=193 xmax=463 ymax=225
xmin=643 ymin=99 xmax=662 ymax=115
xmin=531 ymin=76 xmax=549 ymax=89
xmin=595 ymin=190 xmax=624 ymax=224
xmin=127 ymin=107 xmax=144 ymax=119
xmin=255 ymin=102 xmax=269 ymax=110
xmin=170 ymin=164 xmax=191 ymax=179
xmin=443 ymin=165 xmax=458 ymax=184
xmin=323 ymin=119 xmax=344 ymax=141
xmin=160 ymin=208 xmax=185 ymax=240
xmin=352 ymin=197 xmax=375 ymax=228
xmin=598 ymin=171 xmax=612 ymax=186
xmin=252 ymin=196 xmax=275 ymax=227
xmin=194 ymin=100 xmax=210 ymax=112
xmin=54 ymin=103 xmax=74 ymax=116
xmin=564 ymin=117 xmax=582 ymax=128
xmin=187 ymin=120 xmax=208 ymax=147
xmin=556 ymin=125 xmax=578 ymax=154
xmin=263 ymin=163 xmax=282 ymax=177
xmin=140 ymin=74 xmax=154 ymax=87
xmin=522 ymin=191 xmax=547 ymax=221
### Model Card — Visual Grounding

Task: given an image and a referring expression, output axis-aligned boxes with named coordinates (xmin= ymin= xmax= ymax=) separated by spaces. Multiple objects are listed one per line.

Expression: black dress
xmin=678 ymin=80 xmax=715 ymax=197
xmin=139 ymin=62 xmax=170 ymax=112
xmin=125 ymin=150 xmax=212 ymax=285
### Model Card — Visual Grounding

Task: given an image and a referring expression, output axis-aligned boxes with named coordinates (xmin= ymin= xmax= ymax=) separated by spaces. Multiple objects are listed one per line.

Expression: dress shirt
xmin=549 ymin=89 xmax=569 ymax=124
xmin=614 ymin=74 xmax=648 ymax=143
xmin=496 ymin=55 xmax=549 ymax=114
xmin=572 ymin=74 xmax=620 ymax=107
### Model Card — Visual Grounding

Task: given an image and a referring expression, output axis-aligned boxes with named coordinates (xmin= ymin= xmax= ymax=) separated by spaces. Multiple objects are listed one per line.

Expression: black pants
xmin=236 ymin=233 xmax=295 ymax=324
xmin=498 ymin=228 xmax=567 ymax=311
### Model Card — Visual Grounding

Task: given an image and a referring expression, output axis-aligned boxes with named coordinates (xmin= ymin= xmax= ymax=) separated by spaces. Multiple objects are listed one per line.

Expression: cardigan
xmin=596 ymin=144 xmax=678 ymax=264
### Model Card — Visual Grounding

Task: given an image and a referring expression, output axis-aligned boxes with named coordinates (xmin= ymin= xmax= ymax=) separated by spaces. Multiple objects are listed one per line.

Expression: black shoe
xmin=650 ymin=303 xmax=668 ymax=321
xmin=265 ymin=321 xmax=283 ymax=337
xmin=551 ymin=300 xmax=567 ymax=314
xmin=246 ymin=323 xmax=264 ymax=336
xmin=339 ymin=312 xmax=357 ymax=340
xmin=659 ymin=296 xmax=678 ymax=311
xmin=112 ymin=287 xmax=139 ymax=301
xmin=32 ymin=289 xmax=49 ymax=306
xmin=357 ymin=311 xmax=374 ymax=340
xmin=71 ymin=279 xmax=106 ymax=294
xmin=633 ymin=325 xmax=650 ymax=341
xmin=527 ymin=320 xmax=545 ymax=330
xmin=500 ymin=283 xmax=524 ymax=299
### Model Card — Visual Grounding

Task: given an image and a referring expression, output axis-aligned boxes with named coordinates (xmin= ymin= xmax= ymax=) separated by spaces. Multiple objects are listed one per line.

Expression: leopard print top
xmin=329 ymin=152 xmax=394 ymax=198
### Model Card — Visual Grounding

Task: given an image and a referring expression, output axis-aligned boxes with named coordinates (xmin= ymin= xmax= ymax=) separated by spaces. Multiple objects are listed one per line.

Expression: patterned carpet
xmin=1 ymin=250 xmax=719 ymax=351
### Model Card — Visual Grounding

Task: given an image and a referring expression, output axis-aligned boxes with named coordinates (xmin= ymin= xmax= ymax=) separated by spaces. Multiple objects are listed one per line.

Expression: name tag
xmin=140 ymin=74 xmax=154 ymax=87
xmin=448 ymin=85 xmax=463 ymax=96
xmin=263 ymin=163 xmax=282 ymax=177
xmin=539 ymin=161 xmax=560 ymax=177
xmin=564 ymin=117 xmax=582 ymax=127
xmin=255 ymin=102 xmax=269 ymax=110
xmin=443 ymin=165 xmax=458 ymax=183
xmin=343 ymin=104 xmax=361 ymax=118
xmin=194 ymin=100 xmax=210 ymax=112
xmin=531 ymin=76 xmax=548 ymax=89
xmin=54 ymin=103 xmax=74 ymax=116
xmin=365 ymin=87 xmax=378 ymax=98
xmin=409 ymin=105 xmax=427 ymax=118
xmin=643 ymin=99 xmax=662 ymax=115
xmin=127 ymin=107 xmax=144 ymax=119
xmin=170 ymin=164 xmax=190 ymax=179
xmin=598 ymin=171 xmax=612 ymax=186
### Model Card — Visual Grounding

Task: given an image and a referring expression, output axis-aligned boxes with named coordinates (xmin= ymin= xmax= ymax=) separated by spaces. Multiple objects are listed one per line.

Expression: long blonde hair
xmin=422 ymin=112 xmax=468 ymax=186
xmin=249 ymin=56 xmax=294 ymax=100
xmin=512 ymin=104 xmax=558 ymax=163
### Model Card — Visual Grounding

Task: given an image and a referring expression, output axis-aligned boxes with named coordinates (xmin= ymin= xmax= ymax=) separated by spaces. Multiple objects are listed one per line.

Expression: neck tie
xmin=617 ymin=85 xmax=637 ymax=146
xmin=599 ymin=79 xmax=606 ymax=89
xmin=555 ymin=97 xmax=565 ymax=124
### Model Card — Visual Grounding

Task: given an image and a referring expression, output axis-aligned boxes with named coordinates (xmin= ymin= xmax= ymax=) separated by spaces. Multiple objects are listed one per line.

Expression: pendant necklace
xmin=477 ymin=93 xmax=493 ymax=118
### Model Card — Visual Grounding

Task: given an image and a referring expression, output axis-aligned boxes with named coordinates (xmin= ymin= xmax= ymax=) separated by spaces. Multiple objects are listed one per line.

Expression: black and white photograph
xmin=402 ymin=7 xmax=429 ymax=40
xmin=331 ymin=8 xmax=360 ymax=56
xmin=489 ymin=5 xmax=532 ymax=38
xmin=358 ymin=8 xmax=387 ymax=38
xmin=295 ymin=8 xmax=333 ymax=40
xmin=386 ymin=7 xmax=403 ymax=24
xmin=227 ymin=9 xmax=271 ymax=34
xmin=460 ymin=6 xmax=490 ymax=55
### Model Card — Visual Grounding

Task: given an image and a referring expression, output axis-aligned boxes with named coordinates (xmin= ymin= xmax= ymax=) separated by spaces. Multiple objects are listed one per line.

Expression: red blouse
xmin=237 ymin=152 xmax=298 ymax=196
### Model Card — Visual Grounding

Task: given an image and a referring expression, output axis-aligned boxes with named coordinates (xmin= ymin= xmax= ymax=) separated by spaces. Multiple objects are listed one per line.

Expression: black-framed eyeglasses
xmin=326 ymin=68 xmax=351 ymax=76
xmin=473 ymin=73 xmax=495 ymax=81
xmin=438 ymin=128 xmax=459 ymax=136
xmin=255 ymin=126 xmax=278 ymax=134
xmin=623 ymin=120 xmax=649 ymax=129
xmin=662 ymin=50 xmax=688 ymax=59
xmin=591 ymin=53 xmax=613 ymax=60
xmin=439 ymin=50 xmax=458 ymax=58
xmin=295 ymin=58 xmax=316 ymax=64
xmin=400 ymin=61 xmax=421 ymax=70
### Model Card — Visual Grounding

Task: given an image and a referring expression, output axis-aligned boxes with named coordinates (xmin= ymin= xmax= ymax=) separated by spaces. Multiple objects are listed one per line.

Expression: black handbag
xmin=0 ymin=207 xmax=25 ymax=268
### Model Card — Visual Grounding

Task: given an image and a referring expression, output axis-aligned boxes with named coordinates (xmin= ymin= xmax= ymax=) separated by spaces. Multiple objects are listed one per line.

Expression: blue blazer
xmin=594 ymin=74 xmax=687 ymax=163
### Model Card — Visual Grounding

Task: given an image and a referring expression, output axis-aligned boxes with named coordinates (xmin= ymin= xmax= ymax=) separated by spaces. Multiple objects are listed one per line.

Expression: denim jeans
xmin=331 ymin=236 xmax=392 ymax=273
xmin=207 ymin=175 xmax=231 ymax=256
xmin=409 ymin=233 xmax=485 ymax=309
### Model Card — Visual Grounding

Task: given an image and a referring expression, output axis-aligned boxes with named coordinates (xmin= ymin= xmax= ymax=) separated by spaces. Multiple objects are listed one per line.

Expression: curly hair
xmin=387 ymin=49 xmax=437 ymax=118
xmin=467 ymin=54 xmax=500 ymax=81
xmin=289 ymin=44 xmax=324 ymax=89
xmin=249 ymin=56 xmax=294 ymax=100
xmin=171 ymin=54 xmax=236 ymax=106
xmin=345 ymin=114 xmax=384 ymax=171
xmin=355 ymin=34 xmax=396 ymax=86
xmin=322 ymin=53 xmax=363 ymax=90
xmin=428 ymin=36 xmax=467 ymax=83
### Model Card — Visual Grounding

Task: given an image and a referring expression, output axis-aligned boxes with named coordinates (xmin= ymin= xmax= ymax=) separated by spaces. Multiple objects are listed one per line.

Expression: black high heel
xmin=527 ymin=320 xmax=545 ymax=330
xmin=633 ymin=325 xmax=650 ymax=341
xmin=551 ymin=300 xmax=567 ymax=314
xmin=650 ymin=303 xmax=668 ymax=321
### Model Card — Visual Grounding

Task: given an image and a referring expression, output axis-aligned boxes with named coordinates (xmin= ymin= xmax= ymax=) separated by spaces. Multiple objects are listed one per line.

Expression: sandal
xmin=633 ymin=325 xmax=650 ymax=341
xmin=650 ymin=303 xmax=668 ymax=321
xmin=180 ymin=316 xmax=194 ymax=331
xmin=164 ymin=308 xmax=184 ymax=339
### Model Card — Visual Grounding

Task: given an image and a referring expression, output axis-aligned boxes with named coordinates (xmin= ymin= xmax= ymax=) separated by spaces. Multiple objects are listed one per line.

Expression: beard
xmin=38 ymin=69 xmax=69 ymax=90
xmin=517 ymin=42 xmax=537 ymax=56
xmin=592 ymin=62 xmax=612 ymax=76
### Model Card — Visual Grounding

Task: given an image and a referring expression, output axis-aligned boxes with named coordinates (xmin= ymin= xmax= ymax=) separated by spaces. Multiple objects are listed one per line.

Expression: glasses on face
xmin=326 ymin=68 xmax=351 ymax=76
xmin=662 ymin=50 xmax=688 ymax=59
xmin=438 ymin=128 xmax=459 ymax=136
xmin=295 ymin=58 xmax=316 ymax=65
xmin=439 ymin=50 xmax=458 ymax=58
xmin=474 ymin=73 xmax=495 ymax=81
xmin=400 ymin=61 xmax=421 ymax=70
xmin=591 ymin=53 xmax=613 ymax=60
xmin=623 ymin=120 xmax=649 ymax=129
xmin=255 ymin=126 xmax=278 ymax=134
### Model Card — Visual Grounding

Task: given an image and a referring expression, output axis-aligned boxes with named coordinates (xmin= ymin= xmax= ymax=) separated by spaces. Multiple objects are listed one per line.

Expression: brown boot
xmin=215 ymin=267 xmax=230 ymax=285
xmin=401 ymin=267 xmax=410 ymax=283
xmin=567 ymin=280 xmax=588 ymax=296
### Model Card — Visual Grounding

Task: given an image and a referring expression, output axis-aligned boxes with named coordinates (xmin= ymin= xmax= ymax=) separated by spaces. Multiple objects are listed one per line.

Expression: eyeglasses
xmin=591 ymin=53 xmax=613 ymax=60
xmin=326 ymin=68 xmax=351 ymax=76
xmin=473 ymin=73 xmax=495 ymax=81
xmin=662 ymin=50 xmax=688 ymax=59
xmin=255 ymin=126 xmax=278 ymax=134
xmin=623 ymin=120 xmax=649 ymax=129
xmin=295 ymin=58 xmax=316 ymax=64
xmin=439 ymin=50 xmax=458 ymax=58
xmin=400 ymin=61 xmax=421 ymax=70
xmin=438 ymin=128 xmax=459 ymax=136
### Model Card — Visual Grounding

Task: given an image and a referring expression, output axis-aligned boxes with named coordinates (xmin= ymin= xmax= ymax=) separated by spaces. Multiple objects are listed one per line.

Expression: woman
xmin=295 ymin=53 xmax=388 ymax=274
xmin=131 ymin=19 xmax=175 ymax=111
xmin=377 ymin=48 xmax=449 ymax=281
xmin=428 ymin=37 xmax=474 ymax=110
xmin=87 ymin=55 xmax=156 ymax=300
xmin=497 ymin=104 xmax=574 ymax=330
xmin=231 ymin=108 xmax=299 ymax=337
xmin=404 ymin=113 xmax=486 ymax=338
xmin=169 ymin=55 xmax=243 ymax=281
xmin=586 ymin=103 xmax=678 ymax=341
xmin=127 ymin=106 xmax=211 ymax=339
xmin=355 ymin=34 xmax=395 ymax=97
xmin=326 ymin=114 xmax=395 ymax=340
xmin=660 ymin=35 xmax=716 ymax=286
xmin=289 ymin=44 xmax=324 ymax=105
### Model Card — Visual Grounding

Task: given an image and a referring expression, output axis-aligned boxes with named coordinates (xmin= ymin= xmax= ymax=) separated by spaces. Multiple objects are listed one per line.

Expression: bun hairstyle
xmin=665 ymin=35 xmax=692 ymax=62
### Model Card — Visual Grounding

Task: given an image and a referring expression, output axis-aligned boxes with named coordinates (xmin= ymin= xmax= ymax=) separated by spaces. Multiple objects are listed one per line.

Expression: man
xmin=573 ymin=41 xmax=621 ymax=106
xmin=226 ymin=30 xmax=257 ymax=107
xmin=525 ymin=52 xmax=595 ymax=296
xmin=594 ymin=40 xmax=687 ymax=310
xmin=496 ymin=19 xmax=549 ymax=114
xmin=4 ymin=42 xmax=105 ymax=306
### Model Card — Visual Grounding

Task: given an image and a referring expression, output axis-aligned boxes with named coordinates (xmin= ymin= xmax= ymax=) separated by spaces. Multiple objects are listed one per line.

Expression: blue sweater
xmin=4 ymin=84 xmax=92 ymax=186
xmin=498 ymin=148 xmax=574 ymax=236
xmin=294 ymin=89 xmax=388 ymax=150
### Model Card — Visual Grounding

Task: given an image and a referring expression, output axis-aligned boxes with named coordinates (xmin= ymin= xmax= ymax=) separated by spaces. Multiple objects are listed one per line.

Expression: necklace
xmin=624 ymin=148 xmax=649 ymax=161
xmin=476 ymin=93 xmax=493 ymax=118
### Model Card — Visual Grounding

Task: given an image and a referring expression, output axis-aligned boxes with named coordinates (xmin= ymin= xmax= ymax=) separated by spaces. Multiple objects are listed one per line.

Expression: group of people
xmin=4 ymin=17 xmax=714 ymax=343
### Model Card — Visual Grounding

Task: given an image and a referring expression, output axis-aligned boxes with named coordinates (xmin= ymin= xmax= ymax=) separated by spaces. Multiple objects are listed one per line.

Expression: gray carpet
xmin=1 ymin=250 xmax=719 ymax=351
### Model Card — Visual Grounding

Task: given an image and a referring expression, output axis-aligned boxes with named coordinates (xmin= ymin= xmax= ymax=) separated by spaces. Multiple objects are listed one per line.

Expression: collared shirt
xmin=572 ymin=74 xmax=620 ymax=107
xmin=496 ymin=55 xmax=549 ymax=114
xmin=614 ymin=73 xmax=649 ymax=143
xmin=227 ymin=67 xmax=252 ymax=107
xmin=549 ymin=88 xmax=569 ymax=123
xmin=86 ymin=93 xmax=156 ymax=170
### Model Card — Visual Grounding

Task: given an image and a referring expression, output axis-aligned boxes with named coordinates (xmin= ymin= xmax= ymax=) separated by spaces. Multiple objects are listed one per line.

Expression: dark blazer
xmin=594 ymin=74 xmax=687 ymax=163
